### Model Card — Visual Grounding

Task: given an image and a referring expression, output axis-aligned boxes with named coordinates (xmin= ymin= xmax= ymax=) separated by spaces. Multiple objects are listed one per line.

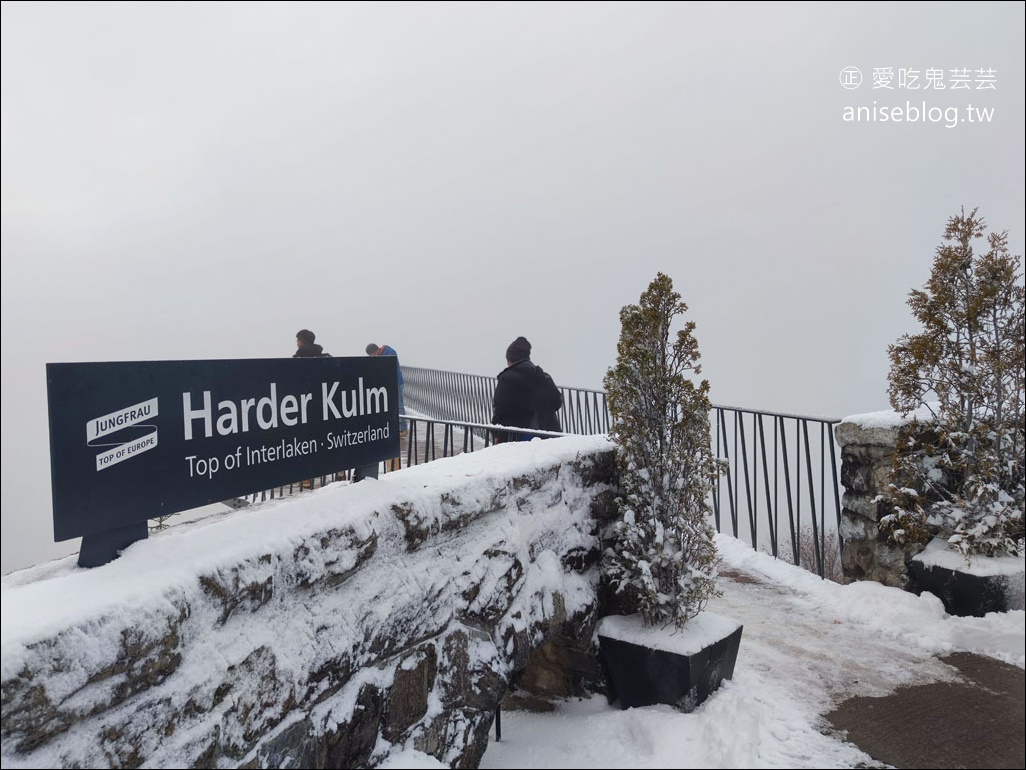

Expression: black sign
xmin=46 ymin=357 xmax=400 ymax=542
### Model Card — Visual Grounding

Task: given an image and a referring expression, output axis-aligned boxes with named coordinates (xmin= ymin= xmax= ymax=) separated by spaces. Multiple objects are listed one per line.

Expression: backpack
xmin=530 ymin=365 xmax=563 ymax=432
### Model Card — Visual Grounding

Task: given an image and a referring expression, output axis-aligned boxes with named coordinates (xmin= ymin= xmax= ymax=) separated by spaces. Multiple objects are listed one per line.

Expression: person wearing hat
xmin=490 ymin=336 xmax=562 ymax=443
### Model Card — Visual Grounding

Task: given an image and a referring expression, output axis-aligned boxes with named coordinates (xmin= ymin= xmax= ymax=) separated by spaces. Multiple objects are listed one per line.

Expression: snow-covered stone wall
xmin=1 ymin=436 xmax=617 ymax=769
xmin=834 ymin=413 xmax=915 ymax=588
xmin=835 ymin=410 xmax=1025 ymax=614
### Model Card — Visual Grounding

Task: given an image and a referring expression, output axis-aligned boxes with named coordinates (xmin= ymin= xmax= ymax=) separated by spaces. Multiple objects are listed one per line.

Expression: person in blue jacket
xmin=366 ymin=342 xmax=407 ymax=433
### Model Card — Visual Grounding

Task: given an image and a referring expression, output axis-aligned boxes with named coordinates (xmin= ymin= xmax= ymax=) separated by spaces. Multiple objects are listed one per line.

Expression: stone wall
xmin=1 ymin=436 xmax=617 ymax=769
xmin=834 ymin=418 xmax=919 ymax=587
xmin=836 ymin=414 xmax=1025 ymax=615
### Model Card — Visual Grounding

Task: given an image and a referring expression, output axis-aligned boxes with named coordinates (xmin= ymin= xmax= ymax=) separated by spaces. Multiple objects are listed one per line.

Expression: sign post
xmin=47 ymin=356 xmax=400 ymax=567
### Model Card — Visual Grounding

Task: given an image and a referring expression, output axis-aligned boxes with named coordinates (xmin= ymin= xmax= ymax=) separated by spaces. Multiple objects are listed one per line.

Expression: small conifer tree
xmin=883 ymin=207 xmax=1025 ymax=558
xmin=602 ymin=273 xmax=723 ymax=629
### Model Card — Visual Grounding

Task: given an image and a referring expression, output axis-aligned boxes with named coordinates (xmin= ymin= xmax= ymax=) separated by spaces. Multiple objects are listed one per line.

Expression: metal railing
xmin=224 ymin=366 xmax=844 ymax=579
xmin=404 ymin=367 xmax=844 ymax=579
xmin=711 ymin=406 xmax=843 ymax=580
xmin=225 ymin=413 xmax=558 ymax=506
xmin=403 ymin=366 xmax=611 ymax=436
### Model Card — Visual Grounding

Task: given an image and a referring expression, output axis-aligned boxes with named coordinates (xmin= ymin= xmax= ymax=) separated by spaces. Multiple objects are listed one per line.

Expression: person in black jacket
xmin=491 ymin=336 xmax=562 ymax=443
xmin=292 ymin=329 xmax=332 ymax=486
xmin=293 ymin=329 xmax=329 ymax=358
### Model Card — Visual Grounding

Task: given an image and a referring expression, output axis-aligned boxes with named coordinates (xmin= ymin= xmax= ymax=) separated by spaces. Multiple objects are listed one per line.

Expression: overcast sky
xmin=2 ymin=1 xmax=1024 ymax=574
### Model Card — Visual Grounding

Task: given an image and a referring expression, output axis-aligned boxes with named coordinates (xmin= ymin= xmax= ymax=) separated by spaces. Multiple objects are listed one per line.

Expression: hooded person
xmin=293 ymin=329 xmax=328 ymax=358
xmin=490 ymin=336 xmax=562 ymax=443
xmin=291 ymin=329 xmax=331 ymax=487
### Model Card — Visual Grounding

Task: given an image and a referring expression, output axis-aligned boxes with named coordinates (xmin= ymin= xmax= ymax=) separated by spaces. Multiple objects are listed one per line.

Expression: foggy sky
xmin=3 ymin=1 xmax=1024 ymax=574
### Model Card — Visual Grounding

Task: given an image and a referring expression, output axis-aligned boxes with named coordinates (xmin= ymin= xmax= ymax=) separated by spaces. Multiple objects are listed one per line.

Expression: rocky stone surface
xmin=1 ymin=438 xmax=617 ymax=769
xmin=835 ymin=419 xmax=913 ymax=587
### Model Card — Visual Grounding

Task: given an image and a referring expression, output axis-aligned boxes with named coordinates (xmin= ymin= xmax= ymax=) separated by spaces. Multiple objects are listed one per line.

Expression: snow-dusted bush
xmin=883 ymin=208 xmax=1025 ymax=558
xmin=602 ymin=273 xmax=724 ymax=629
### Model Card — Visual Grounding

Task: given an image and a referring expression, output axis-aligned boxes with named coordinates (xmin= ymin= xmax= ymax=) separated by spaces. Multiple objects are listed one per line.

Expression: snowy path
xmin=478 ymin=535 xmax=1018 ymax=770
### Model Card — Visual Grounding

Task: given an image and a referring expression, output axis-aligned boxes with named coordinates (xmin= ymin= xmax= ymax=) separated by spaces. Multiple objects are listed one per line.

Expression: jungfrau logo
xmin=86 ymin=397 xmax=159 ymax=471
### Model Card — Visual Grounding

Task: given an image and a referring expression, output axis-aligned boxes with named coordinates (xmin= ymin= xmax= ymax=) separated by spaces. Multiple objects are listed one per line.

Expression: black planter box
xmin=909 ymin=559 xmax=1019 ymax=617
xmin=598 ymin=624 xmax=743 ymax=712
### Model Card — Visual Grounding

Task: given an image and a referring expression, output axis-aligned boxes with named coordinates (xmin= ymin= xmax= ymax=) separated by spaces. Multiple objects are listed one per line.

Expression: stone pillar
xmin=834 ymin=419 xmax=920 ymax=588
